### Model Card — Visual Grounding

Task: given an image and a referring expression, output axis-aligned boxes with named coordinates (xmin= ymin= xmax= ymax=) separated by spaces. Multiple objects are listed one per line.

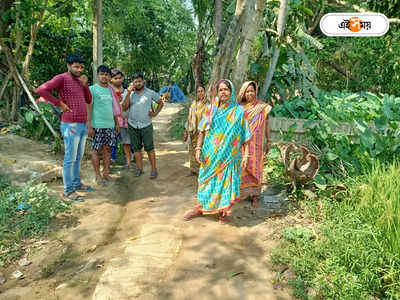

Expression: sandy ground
xmin=0 ymin=103 xmax=294 ymax=300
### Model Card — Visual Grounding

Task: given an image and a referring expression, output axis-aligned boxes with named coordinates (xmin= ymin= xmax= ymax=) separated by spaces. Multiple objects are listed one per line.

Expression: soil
xmin=0 ymin=103 xmax=295 ymax=300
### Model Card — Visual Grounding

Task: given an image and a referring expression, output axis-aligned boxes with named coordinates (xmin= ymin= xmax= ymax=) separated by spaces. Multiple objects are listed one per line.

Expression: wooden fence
xmin=269 ymin=117 xmax=360 ymax=144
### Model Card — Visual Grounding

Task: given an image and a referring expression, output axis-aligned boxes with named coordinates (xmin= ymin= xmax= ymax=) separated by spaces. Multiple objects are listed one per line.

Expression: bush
xmin=271 ymin=91 xmax=400 ymax=184
xmin=0 ymin=174 xmax=70 ymax=266
xmin=169 ymin=101 xmax=191 ymax=139
xmin=18 ymin=102 xmax=60 ymax=142
xmin=272 ymin=162 xmax=400 ymax=299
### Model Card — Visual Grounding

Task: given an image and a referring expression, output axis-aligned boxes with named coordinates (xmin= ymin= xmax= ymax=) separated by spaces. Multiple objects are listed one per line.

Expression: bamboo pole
xmin=15 ymin=70 xmax=59 ymax=139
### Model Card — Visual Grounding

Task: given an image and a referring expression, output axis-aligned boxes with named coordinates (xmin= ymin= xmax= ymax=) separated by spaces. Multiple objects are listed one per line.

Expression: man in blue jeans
xmin=35 ymin=54 xmax=94 ymax=201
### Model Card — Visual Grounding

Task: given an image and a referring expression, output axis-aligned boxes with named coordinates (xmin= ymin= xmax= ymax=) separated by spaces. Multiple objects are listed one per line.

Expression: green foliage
xmin=307 ymin=32 xmax=400 ymax=96
xmin=0 ymin=174 xmax=70 ymax=266
xmin=271 ymin=91 xmax=400 ymax=182
xmin=272 ymin=163 xmax=400 ymax=299
xmin=264 ymin=145 xmax=290 ymax=185
xmin=169 ymin=101 xmax=191 ymax=140
xmin=104 ymin=0 xmax=196 ymax=89
xmin=18 ymin=103 xmax=60 ymax=142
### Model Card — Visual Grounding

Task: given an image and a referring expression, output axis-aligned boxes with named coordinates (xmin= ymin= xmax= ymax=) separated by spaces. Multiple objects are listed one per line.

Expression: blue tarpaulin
xmin=159 ymin=83 xmax=186 ymax=103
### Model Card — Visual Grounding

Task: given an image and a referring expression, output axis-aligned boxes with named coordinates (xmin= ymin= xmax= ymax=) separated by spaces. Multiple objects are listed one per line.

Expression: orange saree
xmin=237 ymin=81 xmax=272 ymax=200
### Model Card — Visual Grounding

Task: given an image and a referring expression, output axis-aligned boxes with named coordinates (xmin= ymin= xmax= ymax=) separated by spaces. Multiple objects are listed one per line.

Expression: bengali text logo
xmin=320 ymin=13 xmax=389 ymax=36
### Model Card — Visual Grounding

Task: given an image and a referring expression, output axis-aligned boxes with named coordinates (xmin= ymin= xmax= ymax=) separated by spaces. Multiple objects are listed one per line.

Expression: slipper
xmin=64 ymin=192 xmax=84 ymax=202
xmin=96 ymin=179 xmax=106 ymax=186
xmin=150 ymin=170 xmax=158 ymax=179
xmin=185 ymin=172 xmax=197 ymax=177
xmin=135 ymin=169 xmax=144 ymax=177
xmin=104 ymin=177 xmax=114 ymax=183
xmin=75 ymin=184 xmax=95 ymax=192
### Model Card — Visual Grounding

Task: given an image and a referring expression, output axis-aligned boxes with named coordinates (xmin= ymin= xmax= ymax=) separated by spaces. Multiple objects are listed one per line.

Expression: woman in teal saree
xmin=184 ymin=79 xmax=251 ymax=224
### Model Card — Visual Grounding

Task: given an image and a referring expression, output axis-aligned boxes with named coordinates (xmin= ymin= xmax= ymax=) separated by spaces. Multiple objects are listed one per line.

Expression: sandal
xmin=183 ymin=209 xmax=202 ymax=221
xmin=75 ymin=184 xmax=95 ymax=193
xmin=96 ymin=178 xmax=106 ymax=186
xmin=185 ymin=171 xmax=197 ymax=177
xmin=135 ymin=169 xmax=144 ymax=177
xmin=64 ymin=192 xmax=84 ymax=202
xmin=150 ymin=170 xmax=158 ymax=179
xmin=104 ymin=176 xmax=114 ymax=183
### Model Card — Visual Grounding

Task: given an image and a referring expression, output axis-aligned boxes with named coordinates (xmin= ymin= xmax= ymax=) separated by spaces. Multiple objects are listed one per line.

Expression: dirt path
xmin=0 ymin=104 xmax=293 ymax=300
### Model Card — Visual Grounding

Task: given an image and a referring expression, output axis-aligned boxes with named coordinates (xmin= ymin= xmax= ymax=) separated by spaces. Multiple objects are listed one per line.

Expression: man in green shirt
xmin=88 ymin=65 xmax=120 ymax=184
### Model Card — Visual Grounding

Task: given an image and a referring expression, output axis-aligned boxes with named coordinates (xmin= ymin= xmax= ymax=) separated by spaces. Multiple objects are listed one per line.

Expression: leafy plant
xmin=0 ymin=176 xmax=70 ymax=266
xmin=18 ymin=102 xmax=60 ymax=142
xmin=270 ymin=91 xmax=400 ymax=183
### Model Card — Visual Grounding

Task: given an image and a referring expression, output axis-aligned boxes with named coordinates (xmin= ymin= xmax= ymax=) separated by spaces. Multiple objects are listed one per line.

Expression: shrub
xmin=0 ymin=174 xmax=70 ymax=266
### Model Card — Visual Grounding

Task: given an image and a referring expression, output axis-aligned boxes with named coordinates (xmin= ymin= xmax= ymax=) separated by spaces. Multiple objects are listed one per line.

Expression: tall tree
xmin=231 ymin=0 xmax=264 ymax=89
xmin=214 ymin=0 xmax=223 ymax=44
xmin=207 ymin=0 xmax=269 ymax=93
xmin=259 ymin=0 xmax=289 ymax=99
xmin=192 ymin=0 xmax=212 ymax=89
xmin=93 ymin=0 xmax=103 ymax=82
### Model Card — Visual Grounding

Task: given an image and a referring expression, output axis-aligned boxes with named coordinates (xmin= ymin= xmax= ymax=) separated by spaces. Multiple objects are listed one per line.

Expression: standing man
xmin=35 ymin=53 xmax=94 ymax=201
xmin=87 ymin=65 xmax=120 ymax=185
xmin=123 ymin=72 xmax=164 ymax=179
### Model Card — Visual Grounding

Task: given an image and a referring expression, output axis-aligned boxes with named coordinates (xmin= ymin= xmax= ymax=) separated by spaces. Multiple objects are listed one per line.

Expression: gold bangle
xmin=195 ymin=147 xmax=202 ymax=151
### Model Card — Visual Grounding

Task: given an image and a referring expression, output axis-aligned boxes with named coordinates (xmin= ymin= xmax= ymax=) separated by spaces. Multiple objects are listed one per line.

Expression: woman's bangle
xmin=195 ymin=146 xmax=202 ymax=150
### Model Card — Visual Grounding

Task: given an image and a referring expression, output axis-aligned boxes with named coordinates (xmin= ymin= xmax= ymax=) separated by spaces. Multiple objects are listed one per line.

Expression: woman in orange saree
xmin=237 ymin=81 xmax=272 ymax=207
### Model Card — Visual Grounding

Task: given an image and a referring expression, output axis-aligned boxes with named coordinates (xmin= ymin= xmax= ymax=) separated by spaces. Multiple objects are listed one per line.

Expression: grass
xmin=271 ymin=161 xmax=400 ymax=299
xmin=168 ymin=100 xmax=191 ymax=140
xmin=0 ymin=173 xmax=70 ymax=266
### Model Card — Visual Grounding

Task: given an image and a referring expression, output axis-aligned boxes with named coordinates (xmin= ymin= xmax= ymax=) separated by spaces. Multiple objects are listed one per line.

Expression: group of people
xmin=34 ymin=53 xmax=272 ymax=224
xmin=35 ymin=54 xmax=163 ymax=201
xmin=183 ymin=80 xmax=271 ymax=224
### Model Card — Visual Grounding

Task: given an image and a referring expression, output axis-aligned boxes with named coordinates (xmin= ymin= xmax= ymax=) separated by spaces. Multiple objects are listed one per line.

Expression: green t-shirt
xmin=89 ymin=84 xmax=115 ymax=129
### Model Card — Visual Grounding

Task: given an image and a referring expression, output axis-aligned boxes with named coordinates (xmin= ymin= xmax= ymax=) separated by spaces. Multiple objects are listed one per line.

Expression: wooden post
xmin=15 ymin=70 xmax=59 ymax=139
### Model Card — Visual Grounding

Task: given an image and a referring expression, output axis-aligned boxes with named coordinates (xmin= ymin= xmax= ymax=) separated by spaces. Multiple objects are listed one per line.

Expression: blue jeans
xmin=60 ymin=122 xmax=88 ymax=196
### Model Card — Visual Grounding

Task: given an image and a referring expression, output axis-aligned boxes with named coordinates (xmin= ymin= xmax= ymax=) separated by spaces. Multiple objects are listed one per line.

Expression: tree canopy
xmin=0 ymin=0 xmax=399 ymax=121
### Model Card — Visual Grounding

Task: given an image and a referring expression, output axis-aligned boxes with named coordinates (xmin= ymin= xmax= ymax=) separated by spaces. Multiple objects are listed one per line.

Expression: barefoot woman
xmin=184 ymin=79 xmax=251 ymax=224
xmin=237 ymin=81 xmax=272 ymax=207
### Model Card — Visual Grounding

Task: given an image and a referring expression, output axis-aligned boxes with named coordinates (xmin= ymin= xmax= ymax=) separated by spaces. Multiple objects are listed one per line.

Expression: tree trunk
xmin=0 ymin=72 xmax=11 ymax=102
xmin=11 ymin=85 xmax=18 ymax=121
xmin=207 ymin=0 xmax=248 ymax=94
xmin=93 ymin=0 xmax=103 ymax=83
xmin=192 ymin=28 xmax=205 ymax=89
xmin=22 ymin=7 xmax=47 ymax=83
xmin=259 ymin=0 xmax=289 ymax=99
xmin=231 ymin=0 xmax=264 ymax=90
xmin=0 ymin=42 xmax=21 ymax=94
xmin=214 ymin=0 xmax=223 ymax=45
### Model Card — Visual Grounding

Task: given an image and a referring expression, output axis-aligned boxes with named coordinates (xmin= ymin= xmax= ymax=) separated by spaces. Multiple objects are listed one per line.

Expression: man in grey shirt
xmin=123 ymin=72 xmax=164 ymax=179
